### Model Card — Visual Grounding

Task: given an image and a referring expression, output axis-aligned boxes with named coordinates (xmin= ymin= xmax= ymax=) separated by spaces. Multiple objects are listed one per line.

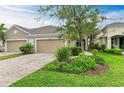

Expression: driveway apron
xmin=0 ymin=53 xmax=55 ymax=87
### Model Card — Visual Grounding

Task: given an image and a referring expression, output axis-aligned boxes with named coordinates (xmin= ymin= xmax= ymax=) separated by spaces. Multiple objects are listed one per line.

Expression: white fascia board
xmin=6 ymin=24 xmax=31 ymax=35
xmin=16 ymin=26 xmax=31 ymax=35
xmin=35 ymin=38 xmax=60 ymax=40
xmin=6 ymin=39 xmax=28 ymax=41
xmin=27 ymin=33 xmax=59 ymax=37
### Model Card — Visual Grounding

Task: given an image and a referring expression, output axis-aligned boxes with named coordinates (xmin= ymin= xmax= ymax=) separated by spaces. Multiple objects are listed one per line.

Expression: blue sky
xmin=1 ymin=5 xmax=124 ymax=28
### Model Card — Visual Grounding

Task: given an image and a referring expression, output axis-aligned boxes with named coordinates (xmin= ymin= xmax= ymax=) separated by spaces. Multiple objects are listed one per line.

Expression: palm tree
xmin=0 ymin=24 xmax=7 ymax=45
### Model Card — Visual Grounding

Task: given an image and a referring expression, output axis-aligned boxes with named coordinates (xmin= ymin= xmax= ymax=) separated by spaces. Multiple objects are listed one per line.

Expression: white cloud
xmin=99 ymin=10 xmax=124 ymax=29
xmin=0 ymin=5 xmax=56 ymax=29
xmin=0 ymin=5 xmax=38 ymax=14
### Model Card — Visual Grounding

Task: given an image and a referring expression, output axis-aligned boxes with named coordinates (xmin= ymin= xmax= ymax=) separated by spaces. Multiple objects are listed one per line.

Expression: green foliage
xmin=78 ymin=52 xmax=84 ymax=57
xmin=105 ymin=48 xmax=123 ymax=55
xmin=44 ymin=62 xmax=58 ymax=71
xmin=121 ymin=45 xmax=124 ymax=50
xmin=68 ymin=46 xmax=82 ymax=56
xmin=20 ymin=43 xmax=33 ymax=54
xmin=55 ymin=47 xmax=71 ymax=62
xmin=0 ymin=23 xmax=7 ymax=45
xmin=101 ymin=44 xmax=106 ymax=51
xmin=38 ymin=6 xmax=105 ymax=41
xmin=0 ymin=54 xmax=23 ymax=60
xmin=44 ymin=60 xmax=68 ymax=72
xmin=91 ymin=49 xmax=99 ymax=55
xmin=91 ymin=43 xmax=101 ymax=51
xmin=91 ymin=55 xmax=105 ymax=64
xmin=44 ymin=56 xmax=97 ymax=74
xmin=10 ymin=53 xmax=124 ymax=87
xmin=70 ymin=56 xmax=97 ymax=73
xmin=91 ymin=43 xmax=106 ymax=52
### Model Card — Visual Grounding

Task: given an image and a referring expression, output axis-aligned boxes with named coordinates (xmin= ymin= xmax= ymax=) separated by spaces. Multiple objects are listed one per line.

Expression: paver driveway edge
xmin=0 ymin=53 xmax=55 ymax=87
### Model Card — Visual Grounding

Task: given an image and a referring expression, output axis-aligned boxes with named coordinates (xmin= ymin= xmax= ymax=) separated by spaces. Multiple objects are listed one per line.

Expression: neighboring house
xmin=97 ymin=22 xmax=124 ymax=49
xmin=5 ymin=24 xmax=76 ymax=53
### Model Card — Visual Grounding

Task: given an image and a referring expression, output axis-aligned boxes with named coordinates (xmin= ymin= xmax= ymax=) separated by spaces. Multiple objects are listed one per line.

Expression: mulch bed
xmin=81 ymin=64 xmax=109 ymax=76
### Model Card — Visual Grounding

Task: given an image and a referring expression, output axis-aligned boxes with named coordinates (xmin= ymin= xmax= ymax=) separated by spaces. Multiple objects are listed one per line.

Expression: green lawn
xmin=0 ymin=54 xmax=23 ymax=60
xmin=10 ymin=53 xmax=124 ymax=87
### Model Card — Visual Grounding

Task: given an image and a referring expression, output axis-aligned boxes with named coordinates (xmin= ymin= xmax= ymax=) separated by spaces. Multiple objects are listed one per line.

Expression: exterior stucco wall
xmin=98 ymin=37 xmax=106 ymax=45
xmin=104 ymin=26 xmax=124 ymax=37
xmin=67 ymin=41 xmax=76 ymax=47
xmin=99 ymin=26 xmax=124 ymax=49
xmin=6 ymin=28 xmax=28 ymax=39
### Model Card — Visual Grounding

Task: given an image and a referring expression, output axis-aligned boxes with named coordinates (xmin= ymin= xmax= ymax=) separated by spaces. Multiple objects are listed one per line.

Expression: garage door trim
xmin=35 ymin=38 xmax=66 ymax=53
xmin=5 ymin=39 xmax=28 ymax=52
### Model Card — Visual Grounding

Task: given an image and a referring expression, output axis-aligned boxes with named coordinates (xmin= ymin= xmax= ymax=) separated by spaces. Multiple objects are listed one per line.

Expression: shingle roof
xmin=102 ymin=22 xmax=124 ymax=32
xmin=14 ymin=25 xmax=57 ymax=34
xmin=106 ymin=22 xmax=124 ymax=27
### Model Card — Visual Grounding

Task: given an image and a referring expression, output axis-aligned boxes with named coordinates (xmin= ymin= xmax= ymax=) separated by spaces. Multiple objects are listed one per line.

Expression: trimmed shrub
xmin=113 ymin=48 xmax=123 ymax=55
xmin=121 ymin=45 xmax=124 ymax=51
xmin=104 ymin=49 xmax=113 ymax=54
xmin=44 ymin=60 xmax=68 ymax=72
xmin=101 ymin=44 xmax=106 ymax=52
xmin=71 ymin=56 xmax=97 ymax=73
xmin=91 ymin=49 xmax=99 ymax=55
xmin=44 ymin=56 xmax=97 ymax=74
xmin=55 ymin=47 xmax=71 ymax=62
xmin=105 ymin=48 xmax=123 ymax=55
xmin=78 ymin=52 xmax=84 ymax=57
xmin=91 ymin=56 xmax=105 ymax=64
xmin=20 ymin=43 xmax=33 ymax=54
xmin=44 ymin=61 xmax=59 ymax=71
xmin=91 ymin=43 xmax=101 ymax=51
xmin=63 ymin=56 xmax=97 ymax=74
xmin=68 ymin=46 xmax=82 ymax=56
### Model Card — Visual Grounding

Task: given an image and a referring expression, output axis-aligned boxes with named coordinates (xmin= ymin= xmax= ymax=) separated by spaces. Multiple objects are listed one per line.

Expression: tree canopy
xmin=38 ymin=5 xmax=106 ymax=41
xmin=0 ymin=23 xmax=7 ymax=45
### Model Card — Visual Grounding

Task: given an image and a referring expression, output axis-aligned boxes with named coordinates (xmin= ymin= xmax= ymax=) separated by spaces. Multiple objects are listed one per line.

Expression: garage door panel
xmin=7 ymin=40 xmax=26 ymax=52
xmin=37 ymin=39 xmax=64 ymax=53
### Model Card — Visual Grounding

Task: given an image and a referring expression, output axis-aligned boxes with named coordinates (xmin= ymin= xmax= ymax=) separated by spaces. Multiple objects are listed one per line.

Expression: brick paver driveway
xmin=0 ymin=53 xmax=55 ymax=87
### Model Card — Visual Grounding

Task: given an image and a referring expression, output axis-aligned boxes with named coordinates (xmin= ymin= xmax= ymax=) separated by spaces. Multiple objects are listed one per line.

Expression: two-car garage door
xmin=7 ymin=39 xmax=65 ymax=53
xmin=37 ymin=39 xmax=65 ymax=53
xmin=7 ymin=40 xmax=26 ymax=52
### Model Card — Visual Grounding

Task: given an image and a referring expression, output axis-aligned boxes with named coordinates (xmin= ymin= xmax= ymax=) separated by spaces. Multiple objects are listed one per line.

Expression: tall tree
xmin=38 ymin=5 xmax=106 ymax=49
xmin=0 ymin=24 xmax=7 ymax=45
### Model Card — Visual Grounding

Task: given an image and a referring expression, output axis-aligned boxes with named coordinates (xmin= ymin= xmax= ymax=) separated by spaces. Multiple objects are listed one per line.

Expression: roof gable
xmin=6 ymin=24 xmax=31 ymax=35
xmin=6 ymin=25 xmax=58 ymax=35
xmin=102 ymin=22 xmax=124 ymax=33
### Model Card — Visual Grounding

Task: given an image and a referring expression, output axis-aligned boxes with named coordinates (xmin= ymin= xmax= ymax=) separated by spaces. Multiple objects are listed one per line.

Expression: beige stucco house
xmin=5 ymin=24 xmax=77 ymax=53
xmin=97 ymin=22 xmax=124 ymax=49
xmin=6 ymin=22 xmax=122 ymax=53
